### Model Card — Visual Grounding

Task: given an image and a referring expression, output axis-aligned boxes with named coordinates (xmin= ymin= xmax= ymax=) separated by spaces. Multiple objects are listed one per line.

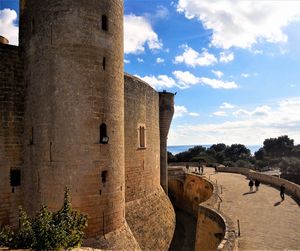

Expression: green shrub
xmin=0 ymin=187 xmax=87 ymax=250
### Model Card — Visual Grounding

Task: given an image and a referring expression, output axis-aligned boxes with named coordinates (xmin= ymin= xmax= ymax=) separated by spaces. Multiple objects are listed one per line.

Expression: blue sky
xmin=1 ymin=0 xmax=300 ymax=146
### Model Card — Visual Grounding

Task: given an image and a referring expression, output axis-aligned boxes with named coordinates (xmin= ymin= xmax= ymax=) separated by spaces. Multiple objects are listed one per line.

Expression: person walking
xmin=255 ymin=179 xmax=260 ymax=192
xmin=280 ymin=184 xmax=286 ymax=201
xmin=248 ymin=179 xmax=254 ymax=192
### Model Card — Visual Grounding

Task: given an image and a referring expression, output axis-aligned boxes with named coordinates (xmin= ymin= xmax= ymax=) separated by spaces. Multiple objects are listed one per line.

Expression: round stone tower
xmin=20 ymin=0 xmax=125 ymax=237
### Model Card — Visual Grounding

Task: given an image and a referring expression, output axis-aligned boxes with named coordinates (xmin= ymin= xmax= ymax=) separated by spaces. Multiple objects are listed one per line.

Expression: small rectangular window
xmin=102 ymin=57 xmax=106 ymax=71
xmin=10 ymin=169 xmax=21 ymax=187
xmin=102 ymin=15 xmax=108 ymax=31
xmin=139 ymin=125 xmax=146 ymax=148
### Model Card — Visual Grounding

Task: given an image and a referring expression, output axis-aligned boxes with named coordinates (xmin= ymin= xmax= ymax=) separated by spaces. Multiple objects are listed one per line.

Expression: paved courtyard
xmin=204 ymin=168 xmax=300 ymax=250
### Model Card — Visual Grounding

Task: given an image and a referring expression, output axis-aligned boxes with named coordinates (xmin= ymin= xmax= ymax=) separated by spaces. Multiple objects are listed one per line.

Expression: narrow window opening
xmin=101 ymin=171 xmax=108 ymax=183
xmin=10 ymin=169 xmax=21 ymax=188
xmin=139 ymin=126 xmax=145 ymax=148
xmin=101 ymin=15 xmax=108 ymax=31
xmin=49 ymin=142 xmax=52 ymax=162
xmin=102 ymin=57 xmax=106 ymax=71
xmin=99 ymin=123 xmax=109 ymax=144
xmin=29 ymin=126 xmax=34 ymax=145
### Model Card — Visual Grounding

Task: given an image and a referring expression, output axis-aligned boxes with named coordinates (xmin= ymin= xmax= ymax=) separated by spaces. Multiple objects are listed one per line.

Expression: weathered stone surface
xmin=126 ymin=187 xmax=175 ymax=250
xmin=0 ymin=44 xmax=24 ymax=228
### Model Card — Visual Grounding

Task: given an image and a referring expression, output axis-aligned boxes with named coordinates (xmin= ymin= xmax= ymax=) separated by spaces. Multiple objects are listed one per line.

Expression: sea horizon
xmin=167 ymin=144 xmax=262 ymax=155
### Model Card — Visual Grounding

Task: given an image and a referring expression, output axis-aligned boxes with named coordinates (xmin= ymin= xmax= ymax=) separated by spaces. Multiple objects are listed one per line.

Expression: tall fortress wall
xmin=20 ymin=0 xmax=125 ymax=238
xmin=0 ymin=0 xmax=175 ymax=249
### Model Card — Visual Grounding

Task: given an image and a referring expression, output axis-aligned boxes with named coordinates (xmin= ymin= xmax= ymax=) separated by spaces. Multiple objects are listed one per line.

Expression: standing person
xmin=248 ymin=179 xmax=254 ymax=192
xmin=255 ymin=180 xmax=260 ymax=192
xmin=280 ymin=184 xmax=286 ymax=201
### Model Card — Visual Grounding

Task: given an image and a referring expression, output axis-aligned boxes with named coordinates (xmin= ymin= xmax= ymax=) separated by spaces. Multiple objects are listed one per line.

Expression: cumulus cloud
xmin=156 ymin=57 xmax=165 ymax=64
xmin=174 ymin=45 xmax=217 ymax=67
xmin=136 ymin=71 xmax=239 ymax=90
xmin=124 ymin=14 xmax=163 ymax=54
xmin=0 ymin=8 xmax=18 ymax=45
xmin=137 ymin=58 xmax=144 ymax=63
xmin=212 ymin=70 xmax=223 ymax=79
xmin=174 ymin=105 xmax=199 ymax=118
xmin=169 ymin=97 xmax=300 ymax=145
xmin=177 ymin=0 xmax=300 ymax=49
xmin=219 ymin=51 xmax=234 ymax=63
xmin=173 ymin=70 xmax=239 ymax=89
xmin=220 ymin=102 xmax=235 ymax=109
xmin=135 ymin=74 xmax=176 ymax=90
xmin=200 ymin=77 xmax=238 ymax=89
xmin=124 ymin=59 xmax=130 ymax=64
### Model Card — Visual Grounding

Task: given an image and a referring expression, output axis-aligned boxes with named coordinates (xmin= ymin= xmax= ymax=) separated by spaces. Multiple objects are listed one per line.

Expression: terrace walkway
xmin=203 ymin=168 xmax=300 ymax=250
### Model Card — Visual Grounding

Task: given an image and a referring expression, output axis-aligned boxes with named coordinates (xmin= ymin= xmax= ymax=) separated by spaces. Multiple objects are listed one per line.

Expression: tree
xmin=263 ymin=135 xmax=294 ymax=157
xmin=225 ymin=144 xmax=251 ymax=162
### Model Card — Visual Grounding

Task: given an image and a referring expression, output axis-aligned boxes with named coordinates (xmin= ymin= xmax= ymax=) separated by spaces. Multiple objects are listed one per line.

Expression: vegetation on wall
xmin=0 ymin=188 xmax=87 ymax=250
xmin=168 ymin=135 xmax=300 ymax=185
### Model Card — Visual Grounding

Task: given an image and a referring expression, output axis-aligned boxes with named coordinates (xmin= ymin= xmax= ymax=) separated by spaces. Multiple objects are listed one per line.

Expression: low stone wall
xmin=169 ymin=173 xmax=214 ymax=216
xmin=125 ymin=187 xmax=175 ymax=250
xmin=217 ymin=166 xmax=300 ymax=204
xmin=169 ymin=173 xmax=238 ymax=251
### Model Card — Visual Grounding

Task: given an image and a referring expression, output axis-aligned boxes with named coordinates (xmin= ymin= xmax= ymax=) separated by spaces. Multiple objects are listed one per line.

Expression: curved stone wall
xmin=124 ymin=73 xmax=160 ymax=202
xmin=124 ymin=74 xmax=175 ymax=250
xmin=21 ymin=0 xmax=125 ymax=238
xmin=169 ymin=172 xmax=237 ymax=251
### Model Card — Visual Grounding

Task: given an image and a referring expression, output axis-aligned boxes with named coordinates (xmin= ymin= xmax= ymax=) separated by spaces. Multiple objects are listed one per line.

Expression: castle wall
xmin=124 ymin=73 xmax=160 ymax=202
xmin=20 ymin=0 xmax=126 ymax=239
xmin=124 ymin=74 xmax=175 ymax=250
xmin=0 ymin=44 xmax=24 ymax=227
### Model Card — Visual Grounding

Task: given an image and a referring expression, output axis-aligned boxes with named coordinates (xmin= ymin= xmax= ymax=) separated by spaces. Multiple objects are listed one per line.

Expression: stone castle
xmin=0 ymin=0 xmax=176 ymax=249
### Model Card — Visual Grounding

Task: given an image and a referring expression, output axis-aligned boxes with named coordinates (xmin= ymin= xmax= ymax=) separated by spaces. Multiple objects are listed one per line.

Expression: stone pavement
xmin=204 ymin=168 xmax=300 ymax=250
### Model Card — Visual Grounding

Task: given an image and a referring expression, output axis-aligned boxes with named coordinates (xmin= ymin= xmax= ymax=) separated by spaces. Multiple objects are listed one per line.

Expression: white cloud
xmin=156 ymin=57 xmax=165 ymax=64
xmin=169 ymin=97 xmax=300 ymax=145
xmin=233 ymin=105 xmax=271 ymax=117
xmin=174 ymin=105 xmax=199 ymax=118
xmin=124 ymin=59 xmax=130 ymax=64
xmin=174 ymin=45 xmax=217 ymax=67
xmin=0 ymin=8 xmax=18 ymax=45
xmin=137 ymin=58 xmax=144 ymax=63
xmin=172 ymin=70 xmax=199 ymax=88
xmin=220 ymin=102 xmax=235 ymax=109
xmin=177 ymin=0 xmax=300 ymax=49
xmin=199 ymin=77 xmax=239 ymax=89
xmin=135 ymin=74 xmax=176 ymax=90
xmin=173 ymin=70 xmax=239 ymax=89
xmin=189 ymin=112 xmax=200 ymax=117
xmin=219 ymin=51 xmax=234 ymax=63
xmin=213 ymin=111 xmax=227 ymax=117
xmin=174 ymin=105 xmax=188 ymax=118
xmin=212 ymin=70 xmax=223 ymax=79
xmin=124 ymin=14 xmax=163 ymax=54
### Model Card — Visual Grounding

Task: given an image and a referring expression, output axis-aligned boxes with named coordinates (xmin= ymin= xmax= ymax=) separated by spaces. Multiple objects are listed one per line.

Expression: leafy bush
xmin=0 ymin=187 xmax=87 ymax=250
